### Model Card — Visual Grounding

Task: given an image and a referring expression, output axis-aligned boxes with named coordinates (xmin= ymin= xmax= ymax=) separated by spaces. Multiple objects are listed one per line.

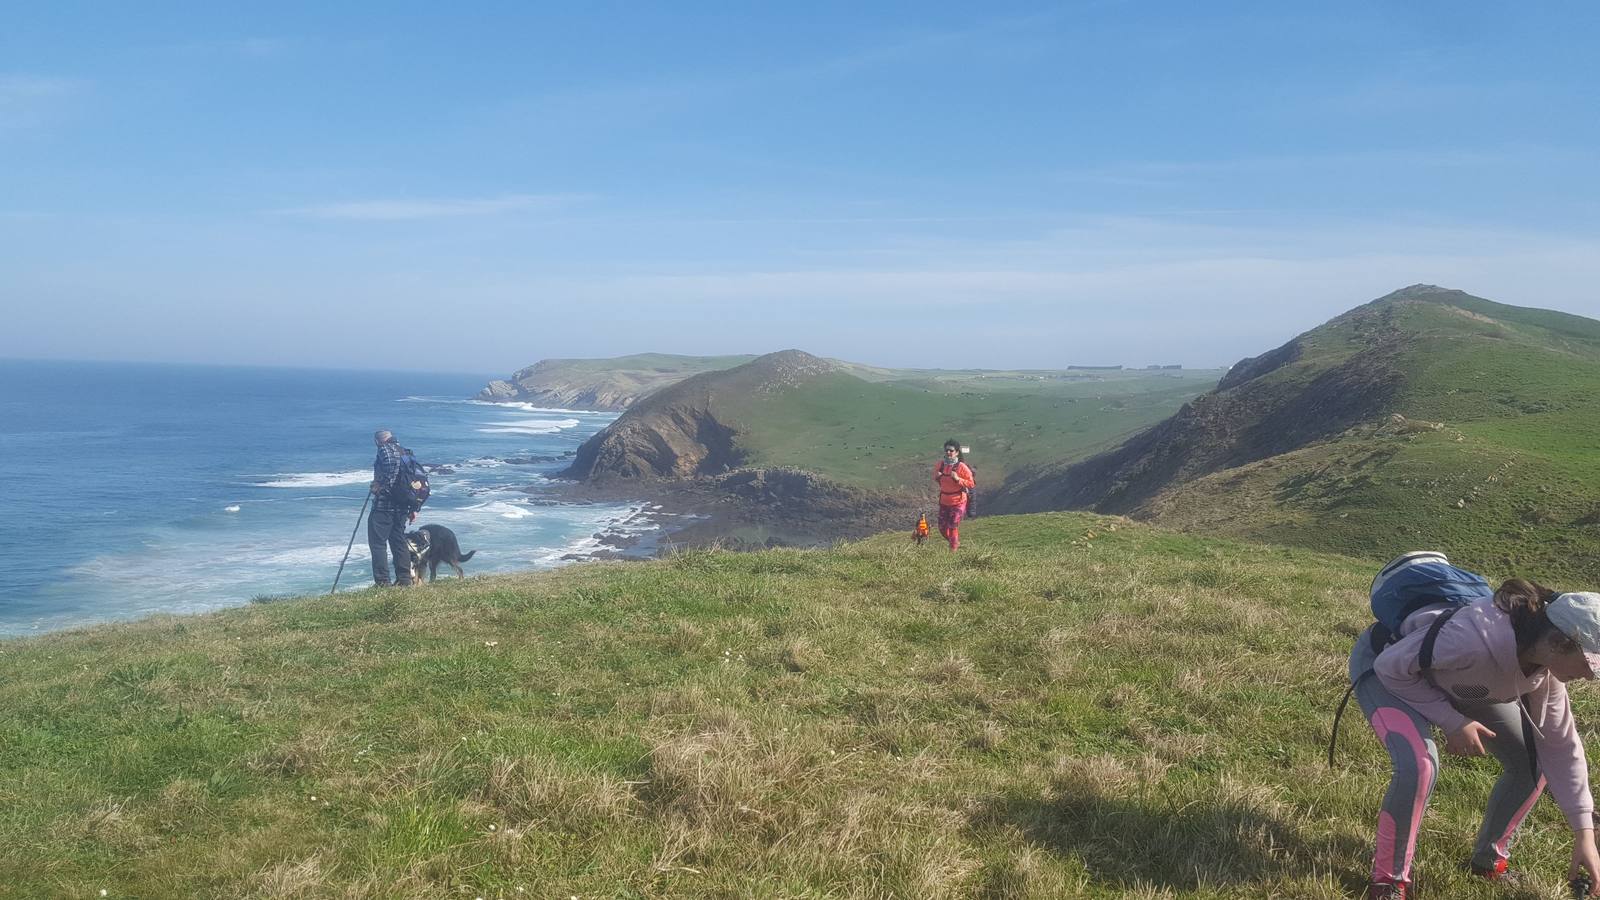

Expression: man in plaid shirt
xmin=367 ymin=429 xmax=414 ymax=586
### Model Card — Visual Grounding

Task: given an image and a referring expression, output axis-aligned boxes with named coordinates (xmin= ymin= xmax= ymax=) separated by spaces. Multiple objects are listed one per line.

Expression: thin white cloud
xmin=206 ymin=37 xmax=301 ymax=59
xmin=495 ymin=12 xmax=1064 ymax=131
xmin=0 ymin=75 xmax=85 ymax=132
xmin=272 ymin=193 xmax=576 ymax=221
xmin=10 ymin=211 xmax=1600 ymax=371
xmin=1055 ymin=146 xmax=1575 ymax=187
xmin=156 ymin=36 xmax=387 ymax=60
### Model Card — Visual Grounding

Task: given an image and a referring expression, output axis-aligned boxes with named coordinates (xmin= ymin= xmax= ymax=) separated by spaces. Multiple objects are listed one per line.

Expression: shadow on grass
xmin=975 ymin=781 xmax=1370 ymax=895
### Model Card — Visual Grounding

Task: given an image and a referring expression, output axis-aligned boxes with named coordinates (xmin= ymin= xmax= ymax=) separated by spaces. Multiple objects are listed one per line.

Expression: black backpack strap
xmin=1328 ymin=670 xmax=1375 ymax=768
xmin=1331 ymin=621 xmax=1400 ymax=769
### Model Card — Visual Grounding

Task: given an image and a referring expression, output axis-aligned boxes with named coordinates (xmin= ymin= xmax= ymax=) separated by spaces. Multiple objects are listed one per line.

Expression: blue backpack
xmin=1330 ymin=551 xmax=1495 ymax=768
xmin=1369 ymin=551 xmax=1492 ymax=636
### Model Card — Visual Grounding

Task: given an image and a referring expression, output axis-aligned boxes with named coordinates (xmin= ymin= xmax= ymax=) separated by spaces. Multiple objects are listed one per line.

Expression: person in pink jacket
xmin=1349 ymin=579 xmax=1600 ymax=898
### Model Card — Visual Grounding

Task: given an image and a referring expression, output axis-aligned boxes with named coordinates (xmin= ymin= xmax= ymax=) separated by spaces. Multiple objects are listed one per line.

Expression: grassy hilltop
xmin=3 ymin=513 xmax=1591 ymax=898
xmin=995 ymin=286 xmax=1600 ymax=586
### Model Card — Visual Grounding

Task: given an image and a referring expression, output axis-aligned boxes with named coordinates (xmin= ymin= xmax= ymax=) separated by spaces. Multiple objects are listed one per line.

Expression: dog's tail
xmin=458 ymin=550 xmax=477 ymax=563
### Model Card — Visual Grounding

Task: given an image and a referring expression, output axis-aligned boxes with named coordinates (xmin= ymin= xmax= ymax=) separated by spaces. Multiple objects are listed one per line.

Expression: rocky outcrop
xmin=564 ymin=406 xmax=742 ymax=480
xmin=479 ymin=379 xmax=519 ymax=402
xmin=563 ymin=350 xmax=839 ymax=483
xmin=711 ymin=467 xmax=907 ymax=521
xmin=1217 ymin=339 xmax=1302 ymax=391
xmin=475 ymin=354 xmax=755 ymax=411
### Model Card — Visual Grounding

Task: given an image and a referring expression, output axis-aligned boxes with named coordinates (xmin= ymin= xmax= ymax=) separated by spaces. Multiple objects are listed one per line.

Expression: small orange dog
xmin=913 ymin=513 xmax=930 ymax=546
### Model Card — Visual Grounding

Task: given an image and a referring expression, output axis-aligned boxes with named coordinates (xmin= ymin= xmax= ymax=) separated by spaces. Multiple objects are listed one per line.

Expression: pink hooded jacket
xmin=1375 ymin=598 xmax=1595 ymax=830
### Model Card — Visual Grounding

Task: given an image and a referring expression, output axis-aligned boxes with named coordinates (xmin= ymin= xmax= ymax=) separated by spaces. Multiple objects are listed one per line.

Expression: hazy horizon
xmin=5 ymin=3 xmax=1596 ymax=371
xmin=1 ymin=346 xmax=1234 ymax=378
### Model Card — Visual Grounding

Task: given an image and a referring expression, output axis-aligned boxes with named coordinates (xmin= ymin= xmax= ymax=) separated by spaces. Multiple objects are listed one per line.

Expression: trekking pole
xmin=330 ymin=492 xmax=372 ymax=594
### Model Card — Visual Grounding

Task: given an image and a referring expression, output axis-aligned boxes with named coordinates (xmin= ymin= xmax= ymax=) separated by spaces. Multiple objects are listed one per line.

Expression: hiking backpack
xmin=1368 ymin=551 xmax=1492 ymax=642
xmin=394 ymin=447 xmax=431 ymax=513
xmin=1328 ymin=550 xmax=1495 ymax=767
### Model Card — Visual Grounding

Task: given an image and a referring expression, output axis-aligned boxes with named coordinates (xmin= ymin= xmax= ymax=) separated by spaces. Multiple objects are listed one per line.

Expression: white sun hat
xmin=1546 ymin=592 xmax=1600 ymax=676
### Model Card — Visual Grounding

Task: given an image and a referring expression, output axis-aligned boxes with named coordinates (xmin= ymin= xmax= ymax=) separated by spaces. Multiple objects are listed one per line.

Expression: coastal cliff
xmin=563 ymin=350 xmax=839 ymax=481
xmin=477 ymin=353 xmax=756 ymax=411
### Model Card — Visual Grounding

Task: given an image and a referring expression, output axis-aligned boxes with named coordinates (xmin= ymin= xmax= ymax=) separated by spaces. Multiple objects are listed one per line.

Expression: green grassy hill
xmin=995 ymin=286 xmax=1600 ymax=585
xmin=1 ymin=513 xmax=1589 ymax=898
xmin=566 ymin=350 xmax=1220 ymax=494
xmin=717 ymin=368 xmax=1217 ymax=492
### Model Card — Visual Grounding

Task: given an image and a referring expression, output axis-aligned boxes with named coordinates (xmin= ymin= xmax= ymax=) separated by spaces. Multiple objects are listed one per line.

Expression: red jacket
xmin=933 ymin=461 xmax=974 ymax=507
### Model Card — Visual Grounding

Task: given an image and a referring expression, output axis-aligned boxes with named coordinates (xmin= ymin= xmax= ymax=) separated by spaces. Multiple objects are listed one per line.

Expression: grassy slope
xmin=1 ymin=513 xmax=1588 ymax=898
xmin=717 ymin=370 xmax=1219 ymax=494
xmin=1136 ymin=297 xmax=1600 ymax=584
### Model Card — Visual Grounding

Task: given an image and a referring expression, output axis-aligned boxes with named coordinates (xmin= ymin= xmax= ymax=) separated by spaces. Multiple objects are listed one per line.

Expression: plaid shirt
xmin=373 ymin=440 xmax=405 ymax=503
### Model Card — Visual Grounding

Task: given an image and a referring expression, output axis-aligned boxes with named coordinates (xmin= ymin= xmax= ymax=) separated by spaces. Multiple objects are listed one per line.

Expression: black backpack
xmin=394 ymin=447 xmax=430 ymax=512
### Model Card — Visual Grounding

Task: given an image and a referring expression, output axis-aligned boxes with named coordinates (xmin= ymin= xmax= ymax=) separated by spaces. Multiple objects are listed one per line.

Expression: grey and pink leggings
xmin=1348 ymin=628 xmax=1545 ymax=885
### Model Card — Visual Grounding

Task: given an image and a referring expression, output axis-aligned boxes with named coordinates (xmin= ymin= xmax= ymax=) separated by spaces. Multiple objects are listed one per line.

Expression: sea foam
xmin=256 ymin=470 xmax=372 ymax=489
xmin=475 ymin=418 xmax=582 ymax=436
xmin=468 ymin=399 xmax=609 ymax=415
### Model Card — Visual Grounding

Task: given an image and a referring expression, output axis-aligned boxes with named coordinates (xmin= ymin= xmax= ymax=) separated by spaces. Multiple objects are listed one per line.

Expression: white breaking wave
xmin=402 ymin=396 xmax=610 ymax=416
xmin=259 ymin=544 xmax=350 ymax=567
xmin=460 ymin=498 xmax=537 ymax=520
xmin=468 ymin=399 xmax=611 ymax=415
xmin=256 ymin=470 xmax=372 ymax=488
xmin=476 ymin=418 xmax=582 ymax=436
xmin=461 ymin=456 xmax=507 ymax=468
xmin=526 ymin=502 xmax=654 ymax=565
xmin=224 ymin=505 xmax=241 ymax=513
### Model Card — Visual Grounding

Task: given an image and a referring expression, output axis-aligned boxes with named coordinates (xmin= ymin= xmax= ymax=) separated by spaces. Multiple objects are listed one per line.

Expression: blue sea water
xmin=0 ymin=359 xmax=648 ymax=637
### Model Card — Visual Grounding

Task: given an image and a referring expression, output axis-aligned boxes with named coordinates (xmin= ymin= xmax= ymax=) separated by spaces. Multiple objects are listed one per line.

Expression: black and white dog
xmin=404 ymin=524 xmax=477 ymax=583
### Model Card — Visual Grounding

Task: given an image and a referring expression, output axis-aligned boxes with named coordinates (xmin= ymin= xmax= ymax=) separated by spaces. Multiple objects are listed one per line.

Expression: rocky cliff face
xmin=475 ymin=355 xmax=754 ymax=411
xmin=564 ymin=406 xmax=742 ymax=480
xmin=563 ymin=350 xmax=838 ymax=482
xmin=988 ymin=292 xmax=1418 ymax=516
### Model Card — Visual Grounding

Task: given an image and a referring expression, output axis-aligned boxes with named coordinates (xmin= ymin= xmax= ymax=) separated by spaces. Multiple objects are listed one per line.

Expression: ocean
xmin=0 ymin=359 xmax=650 ymax=637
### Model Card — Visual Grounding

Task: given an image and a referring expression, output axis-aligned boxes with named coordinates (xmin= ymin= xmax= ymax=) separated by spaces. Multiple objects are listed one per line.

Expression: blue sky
xmin=3 ymin=2 xmax=1597 ymax=374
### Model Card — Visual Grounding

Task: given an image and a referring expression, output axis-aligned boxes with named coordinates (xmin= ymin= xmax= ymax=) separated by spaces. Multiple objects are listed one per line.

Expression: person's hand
xmin=1571 ymin=829 xmax=1600 ymax=895
xmin=1445 ymin=721 xmax=1496 ymax=756
xmin=408 ymin=511 xmax=417 ymax=524
xmin=1572 ymin=830 xmax=1599 ymax=895
xmin=369 ymin=480 xmax=381 ymax=494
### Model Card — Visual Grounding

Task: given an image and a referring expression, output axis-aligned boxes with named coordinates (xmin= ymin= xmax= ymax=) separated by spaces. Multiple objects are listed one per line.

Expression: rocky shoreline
xmin=533 ymin=468 xmax=919 ymax=559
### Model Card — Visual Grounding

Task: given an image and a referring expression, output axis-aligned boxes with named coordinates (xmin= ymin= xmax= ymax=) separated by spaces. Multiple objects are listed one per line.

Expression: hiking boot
xmin=1466 ymin=857 xmax=1528 ymax=886
xmin=1364 ymin=880 xmax=1408 ymax=900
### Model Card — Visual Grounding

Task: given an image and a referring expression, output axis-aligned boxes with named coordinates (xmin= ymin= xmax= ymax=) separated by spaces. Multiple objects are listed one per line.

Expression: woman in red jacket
xmin=932 ymin=439 xmax=974 ymax=551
